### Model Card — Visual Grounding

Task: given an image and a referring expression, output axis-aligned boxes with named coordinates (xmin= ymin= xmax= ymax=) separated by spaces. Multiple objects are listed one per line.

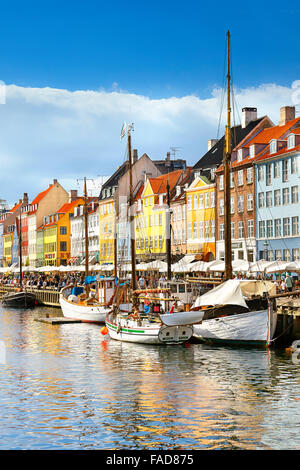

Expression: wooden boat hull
xmin=106 ymin=316 xmax=193 ymax=345
xmin=193 ymin=309 xmax=277 ymax=347
xmin=59 ymin=294 xmax=111 ymax=324
xmin=1 ymin=291 xmax=36 ymax=309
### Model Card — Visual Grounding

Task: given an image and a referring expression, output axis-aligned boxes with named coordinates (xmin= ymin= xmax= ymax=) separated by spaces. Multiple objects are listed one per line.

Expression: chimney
xmin=208 ymin=139 xmax=218 ymax=150
xmin=68 ymin=189 xmax=78 ymax=202
xmin=53 ymin=179 xmax=58 ymax=185
xmin=23 ymin=193 xmax=28 ymax=204
xmin=133 ymin=149 xmax=138 ymax=163
xmin=279 ymin=106 xmax=295 ymax=126
xmin=165 ymin=152 xmax=171 ymax=167
xmin=242 ymin=107 xmax=257 ymax=128
xmin=19 ymin=199 xmax=22 ymax=204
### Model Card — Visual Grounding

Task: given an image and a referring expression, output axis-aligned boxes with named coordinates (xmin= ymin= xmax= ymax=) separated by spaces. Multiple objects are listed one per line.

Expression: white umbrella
xmin=59 ymin=265 xmax=74 ymax=272
xmin=136 ymin=262 xmax=149 ymax=271
xmin=190 ymin=261 xmax=210 ymax=273
xmin=249 ymin=259 xmax=273 ymax=273
xmin=209 ymin=261 xmax=225 ymax=272
xmin=232 ymin=260 xmax=251 ymax=272
xmin=286 ymin=260 xmax=300 ymax=272
xmin=264 ymin=259 xmax=289 ymax=274
xmin=147 ymin=260 xmax=168 ymax=271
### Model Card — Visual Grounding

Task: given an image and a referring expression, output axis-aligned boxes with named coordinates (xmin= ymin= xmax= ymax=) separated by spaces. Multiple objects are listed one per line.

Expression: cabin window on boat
xmin=170 ymin=285 xmax=177 ymax=294
xmin=179 ymin=284 xmax=186 ymax=293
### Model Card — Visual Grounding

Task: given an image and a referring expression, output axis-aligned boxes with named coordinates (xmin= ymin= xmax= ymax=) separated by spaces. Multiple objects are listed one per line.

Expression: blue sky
xmin=0 ymin=1 xmax=300 ymax=202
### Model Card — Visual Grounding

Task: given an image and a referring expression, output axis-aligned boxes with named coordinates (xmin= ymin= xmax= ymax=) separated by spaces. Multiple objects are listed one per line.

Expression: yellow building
xmin=185 ymin=175 xmax=216 ymax=260
xmin=41 ymin=198 xmax=84 ymax=266
xmin=3 ymin=232 xmax=13 ymax=266
xmin=135 ymin=171 xmax=187 ymax=260
xmin=99 ymin=196 xmax=115 ymax=264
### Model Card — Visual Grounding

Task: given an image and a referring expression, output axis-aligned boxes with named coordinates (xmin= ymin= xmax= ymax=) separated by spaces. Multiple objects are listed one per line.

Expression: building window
xmin=266 ymin=191 xmax=272 ymax=208
xmin=193 ymin=222 xmax=197 ymax=238
xmin=288 ymin=134 xmax=295 ymax=150
xmin=219 ymin=175 xmax=224 ymax=190
xmin=247 ymin=194 xmax=253 ymax=211
xmin=267 ymin=250 xmax=274 ymax=261
xmin=219 ymin=199 xmax=224 ymax=216
xmin=198 ymin=194 xmax=203 ymax=209
xmin=230 ymin=197 xmax=235 ymax=214
xmin=231 ymin=222 xmax=235 ymax=239
xmin=292 ymin=248 xmax=300 ymax=261
xmin=246 ymin=167 xmax=253 ymax=184
xmin=238 ymin=170 xmax=243 ymax=186
xmin=204 ymin=192 xmax=209 ymax=208
xmin=204 ymin=221 xmax=209 ymax=238
xmin=291 ymin=156 xmax=298 ymax=174
xmin=275 ymin=249 xmax=281 ymax=260
xmin=283 ymin=217 xmax=290 ymax=236
xmin=274 ymin=219 xmax=281 ymax=237
xmin=230 ymin=173 xmax=234 ymax=188
xmin=266 ymin=164 xmax=272 ymax=185
xmin=274 ymin=189 xmax=281 ymax=207
xmin=259 ymin=221 xmax=265 ymax=238
xmin=292 ymin=216 xmax=299 ymax=236
xmin=210 ymin=191 xmax=215 ymax=208
xmin=60 ymin=226 xmax=67 ymax=235
xmin=274 ymin=161 xmax=280 ymax=178
xmin=248 ymin=219 xmax=254 ymax=237
xmin=283 ymin=188 xmax=290 ymax=205
xmin=258 ymin=192 xmax=264 ymax=208
xmin=266 ymin=220 xmax=273 ymax=238
xmin=238 ymin=195 xmax=244 ymax=213
xmin=220 ymin=224 xmax=224 ymax=240
xmin=283 ymin=249 xmax=291 ymax=262
xmin=60 ymin=241 xmax=67 ymax=252
xmin=193 ymin=194 xmax=198 ymax=210
xmin=238 ymin=221 xmax=244 ymax=238
xmin=187 ymin=196 xmax=192 ymax=211
xmin=258 ymin=165 xmax=264 ymax=181
xmin=282 ymin=159 xmax=289 ymax=182
xmin=159 ymin=236 xmax=163 ymax=249
xmin=270 ymin=140 xmax=277 ymax=154
xmin=199 ymin=221 xmax=203 ymax=238
xmin=291 ymin=186 xmax=299 ymax=204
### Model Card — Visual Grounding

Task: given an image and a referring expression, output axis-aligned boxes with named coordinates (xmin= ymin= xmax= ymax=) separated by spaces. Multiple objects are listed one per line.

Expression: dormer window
xmin=159 ymin=194 xmax=163 ymax=205
xmin=250 ymin=145 xmax=255 ymax=158
xmin=287 ymin=134 xmax=295 ymax=149
xmin=270 ymin=139 xmax=277 ymax=154
xmin=237 ymin=149 xmax=243 ymax=162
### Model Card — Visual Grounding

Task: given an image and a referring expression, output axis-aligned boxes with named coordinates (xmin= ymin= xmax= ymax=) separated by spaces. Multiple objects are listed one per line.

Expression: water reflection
xmin=0 ymin=305 xmax=299 ymax=449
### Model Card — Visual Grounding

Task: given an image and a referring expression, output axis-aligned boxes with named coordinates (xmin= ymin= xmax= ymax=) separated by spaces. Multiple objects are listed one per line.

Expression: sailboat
xmin=59 ymin=178 xmax=112 ymax=323
xmin=192 ymin=31 xmax=278 ymax=347
xmin=105 ymin=124 xmax=205 ymax=344
xmin=2 ymin=213 xmax=36 ymax=308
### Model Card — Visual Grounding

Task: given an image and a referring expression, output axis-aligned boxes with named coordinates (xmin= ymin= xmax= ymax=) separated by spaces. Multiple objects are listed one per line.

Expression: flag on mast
xmin=120 ymin=122 xmax=127 ymax=140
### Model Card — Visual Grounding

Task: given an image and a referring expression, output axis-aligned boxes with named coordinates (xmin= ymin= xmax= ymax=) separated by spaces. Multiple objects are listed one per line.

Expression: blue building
xmin=255 ymin=118 xmax=300 ymax=262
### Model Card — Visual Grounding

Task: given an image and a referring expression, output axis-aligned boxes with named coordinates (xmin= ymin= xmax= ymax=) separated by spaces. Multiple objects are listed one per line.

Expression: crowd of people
xmin=0 ymin=270 xmax=299 ymax=294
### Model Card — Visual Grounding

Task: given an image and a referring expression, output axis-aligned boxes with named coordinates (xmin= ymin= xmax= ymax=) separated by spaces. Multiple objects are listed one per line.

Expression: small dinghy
xmin=2 ymin=290 xmax=37 ymax=309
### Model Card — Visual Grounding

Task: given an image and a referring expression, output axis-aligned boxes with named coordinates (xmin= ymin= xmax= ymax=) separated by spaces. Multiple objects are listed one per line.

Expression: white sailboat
xmin=105 ymin=124 xmax=204 ymax=344
xmin=60 ymin=178 xmax=113 ymax=323
xmin=192 ymin=32 xmax=278 ymax=347
xmin=192 ymin=279 xmax=278 ymax=347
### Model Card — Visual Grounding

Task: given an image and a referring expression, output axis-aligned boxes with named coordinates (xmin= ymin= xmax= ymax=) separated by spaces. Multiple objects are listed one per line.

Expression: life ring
xmin=292 ymin=351 xmax=300 ymax=364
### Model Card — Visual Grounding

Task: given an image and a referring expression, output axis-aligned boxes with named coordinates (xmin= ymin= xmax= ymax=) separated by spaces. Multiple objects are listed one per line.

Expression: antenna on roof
xmin=170 ymin=147 xmax=181 ymax=159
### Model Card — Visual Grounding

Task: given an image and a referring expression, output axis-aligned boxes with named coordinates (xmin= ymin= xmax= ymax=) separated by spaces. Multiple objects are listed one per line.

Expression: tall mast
xmin=166 ymin=180 xmax=172 ymax=280
xmin=19 ymin=212 xmax=22 ymax=290
xmin=84 ymin=176 xmax=89 ymax=279
xmin=128 ymin=124 xmax=137 ymax=291
xmin=224 ymin=30 xmax=232 ymax=281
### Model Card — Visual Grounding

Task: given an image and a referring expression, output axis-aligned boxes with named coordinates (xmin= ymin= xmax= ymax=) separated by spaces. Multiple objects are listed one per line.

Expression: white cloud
xmin=0 ymin=80 xmax=298 ymax=204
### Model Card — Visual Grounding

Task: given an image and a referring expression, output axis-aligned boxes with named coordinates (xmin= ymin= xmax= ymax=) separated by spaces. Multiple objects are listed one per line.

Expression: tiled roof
xmin=255 ymin=142 xmax=300 ymax=163
xmin=31 ymin=184 xmax=54 ymax=205
xmin=243 ymin=117 xmax=300 ymax=147
xmin=148 ymin=170 xmax=184 ymax=195
xmin=193 ymin=116 xmax=266 ymax=170
xmin=57 ymin=198 xmax=83 ymax=214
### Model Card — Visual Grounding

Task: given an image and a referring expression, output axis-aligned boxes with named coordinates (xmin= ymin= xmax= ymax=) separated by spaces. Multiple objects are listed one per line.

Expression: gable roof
xmin=193 ymin=116 xmax=266 ymax=170
xmin=31 ymin=184 xmax=54 ymax=206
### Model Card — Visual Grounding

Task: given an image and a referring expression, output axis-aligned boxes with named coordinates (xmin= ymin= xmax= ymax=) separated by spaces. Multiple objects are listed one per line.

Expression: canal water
xmin=0 ymin=305 xmax=299 ymax=450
